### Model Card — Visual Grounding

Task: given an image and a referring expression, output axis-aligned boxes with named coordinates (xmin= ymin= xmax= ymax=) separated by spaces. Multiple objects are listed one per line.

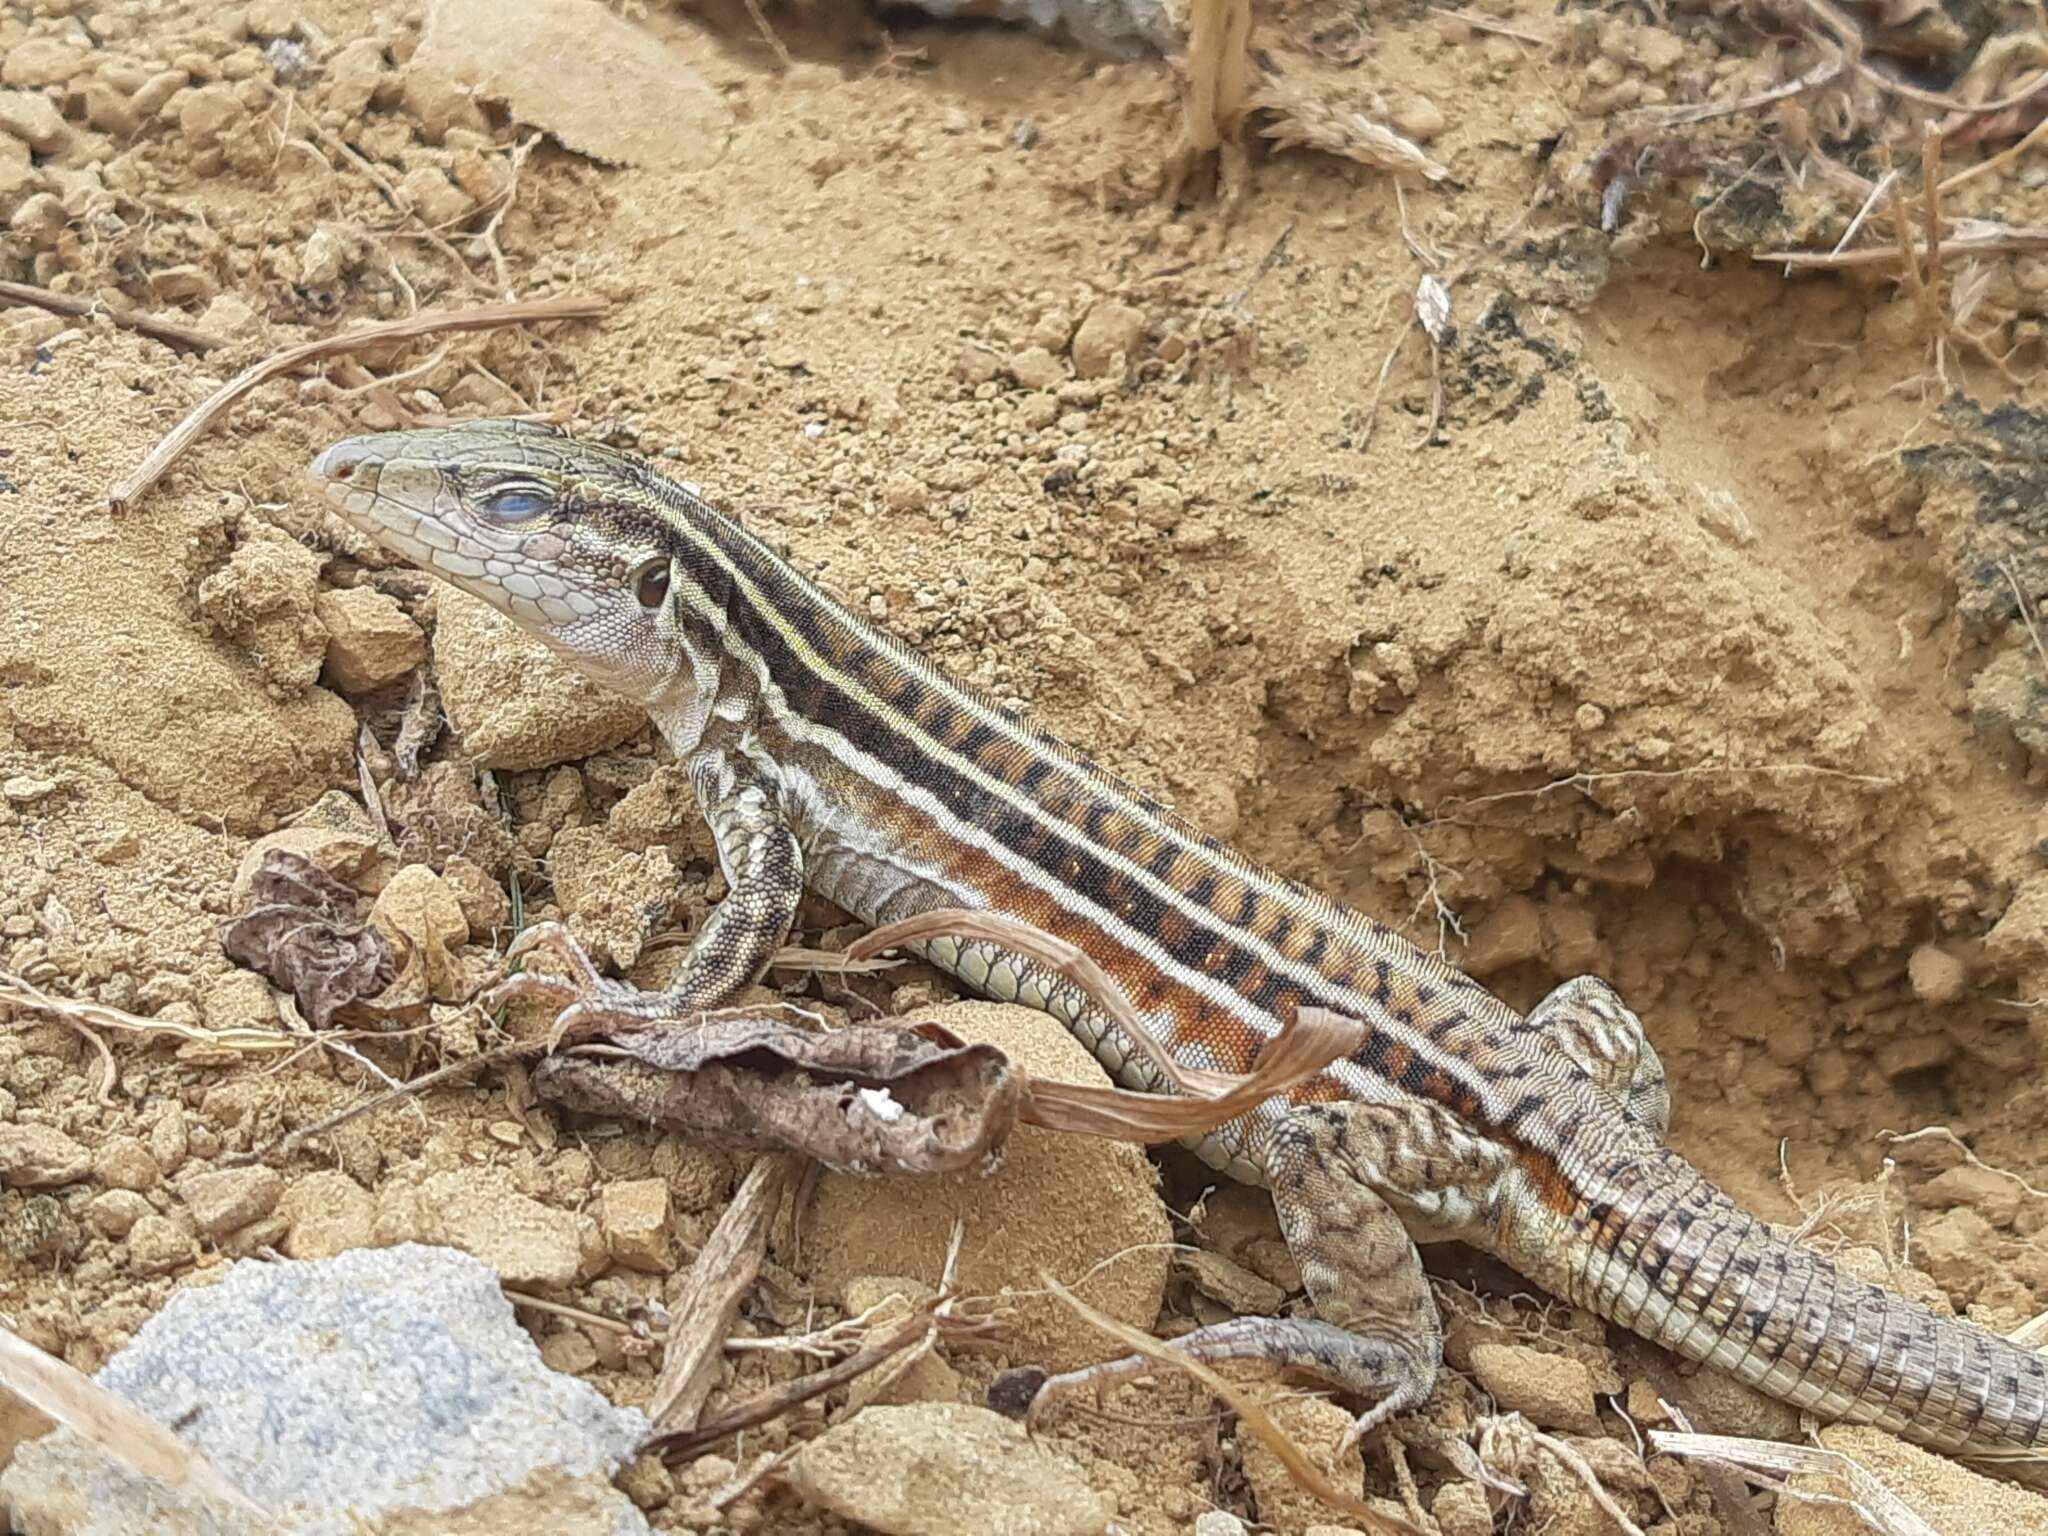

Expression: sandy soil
xmin=6 ymin=0 xmax=2048 ymax=1530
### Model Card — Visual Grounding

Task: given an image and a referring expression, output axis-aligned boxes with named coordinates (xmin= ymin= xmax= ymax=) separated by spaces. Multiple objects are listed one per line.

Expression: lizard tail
xmin=1547 ymin=1148 xmax=2048 ymax=1460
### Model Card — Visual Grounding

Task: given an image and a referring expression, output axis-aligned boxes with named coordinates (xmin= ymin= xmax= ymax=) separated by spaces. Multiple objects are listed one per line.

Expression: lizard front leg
xmin=1000 ymin=1101 xmax=1445 ymax=1452
xmin=488 ymin=752 xmax=803 ymax=1034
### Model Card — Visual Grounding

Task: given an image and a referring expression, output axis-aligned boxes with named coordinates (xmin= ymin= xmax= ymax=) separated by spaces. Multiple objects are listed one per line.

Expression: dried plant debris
xmin=532 ymin=1012 xmax=1025 ymax=1177
xmin=0 ymin=1325 xmax=266 ymax=1521
xmin=1249 ymin=74 xmax=1449 ymax=183
xmin=1902 ymin=396 xmax=2048 ymax=630
xmin=220 ymin=849 xmax=396 ymax=1029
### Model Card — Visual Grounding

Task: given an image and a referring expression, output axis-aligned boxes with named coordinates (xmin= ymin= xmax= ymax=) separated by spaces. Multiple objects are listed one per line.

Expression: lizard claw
xmin=484 ymin=920 xmax=693 ymax=1042
xmin=500 ymin=920 xmax=608 ymax=990
xmin=1336 ymin=1398 xmax=1399 ymax=1457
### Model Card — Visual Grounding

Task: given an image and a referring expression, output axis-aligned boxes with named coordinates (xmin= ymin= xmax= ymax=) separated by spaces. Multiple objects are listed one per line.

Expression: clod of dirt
xmin=430 ymin=588 xmax=647 ymax=771
xmin=365 ymin=863 xmax=471 ymax=1008
xmin=1241 ymin=1389 xmax=1365 ymax=1532
xmin=413 ymin=0 xmax=732 ymax=170
xmin=384 ymin=1168 xmax=588 ymax=1287
xmin=312 ymin=587 xmax=425 ymax=697
xmin=546 ymin=825 xmax=681 ymax=971
xmin=177 ymin=1169 xmax=282 ymax=1249
xmin=1070 ymin=300 xmax=1148 ymax=379
xmin=0 ymin=1124 xmax=90 ymax=1189
xmin=786 ymin=1401 xmax=1112 ymax=1536
xmin=194 ymin=534 xmax=329 ymax=695
xmin=1469 ymin=1343 xmax=1601 ymax=1435
xmin=1431 ymin=1479 xmax=1493 ymax=1536
xmin=803 ymin=1001 xmax=1171 ymax=1373
xmin=597 ymin=1177 xmax=670 ymax=1273
xmin=220 ymin=850 xmax=396 ymax=1030
xmin=0 ymin=1245 xmax=651 ymax=1535
xmin=277 ymin=1171 xmax=375 ymax=1262
xmin=1969 ymin=646 xmax=2048 ymax=769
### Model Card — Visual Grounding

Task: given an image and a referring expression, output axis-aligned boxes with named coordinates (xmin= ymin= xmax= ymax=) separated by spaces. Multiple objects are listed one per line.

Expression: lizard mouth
xmin=308 ymin=437 xmax=380 ymax=493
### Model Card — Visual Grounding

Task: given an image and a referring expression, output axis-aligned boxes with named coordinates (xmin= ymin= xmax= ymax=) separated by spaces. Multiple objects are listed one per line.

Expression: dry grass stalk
xmin=224 ymin=1037 xmax=546 ymax=1167
xmin=1479 ymin=1413 xmax=1649 ymax=1536
xmin=1177 ymin=0 xmax=1253 ymax=159
xmin=1445 ymin=761 xmax=1895 ymax=814
xmin=0 ymin=967 xmax=318 ymax=1104
xmin=1038 ymin=1275 xmax=1420 ymax=1534
xmin=1760 ymin=225 xmax=2048 ymax=268
xmin=0 ymin=1325 xmax=267 ymax=1518
xmin=107 ymin=294 xmax=607 ymax=510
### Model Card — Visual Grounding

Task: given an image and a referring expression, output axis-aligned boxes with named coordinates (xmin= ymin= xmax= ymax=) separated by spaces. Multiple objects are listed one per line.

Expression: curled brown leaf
xmin=220 ymin=849 xmax=396 ymax=1029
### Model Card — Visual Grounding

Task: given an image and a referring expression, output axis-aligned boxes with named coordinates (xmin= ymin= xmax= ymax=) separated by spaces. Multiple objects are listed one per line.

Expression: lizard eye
xmin=477 ymin=484 xmax=553 ymax=523
xmin=633 ymin=559 xmax=671 ymax=610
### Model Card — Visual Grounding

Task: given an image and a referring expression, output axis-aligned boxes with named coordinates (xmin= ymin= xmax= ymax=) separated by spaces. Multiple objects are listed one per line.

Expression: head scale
xmin=308 ymin=420 xmax=721 ymax=744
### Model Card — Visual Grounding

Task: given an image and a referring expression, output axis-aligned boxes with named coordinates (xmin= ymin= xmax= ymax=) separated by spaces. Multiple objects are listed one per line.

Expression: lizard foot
xmin=989 ymin=1316 xmax=1434 ymax=1447
xmin=482 ymin=920 xmax=684 ymax=1037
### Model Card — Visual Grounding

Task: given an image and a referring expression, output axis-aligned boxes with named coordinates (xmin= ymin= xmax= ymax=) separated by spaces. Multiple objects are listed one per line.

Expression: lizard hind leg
xmin=1523 ymin=975 xmax=1670 ymax=1141
xmin=996 ymin=1103 xmax=1444 ymax=1454
xmin=1265 ymin=1101 xmax=1446 ymax=1452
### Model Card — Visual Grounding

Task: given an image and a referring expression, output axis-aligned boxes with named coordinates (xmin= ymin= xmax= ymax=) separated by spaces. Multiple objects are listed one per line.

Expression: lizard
xmin=308 ymin=419 xmax=2048 ymax=1473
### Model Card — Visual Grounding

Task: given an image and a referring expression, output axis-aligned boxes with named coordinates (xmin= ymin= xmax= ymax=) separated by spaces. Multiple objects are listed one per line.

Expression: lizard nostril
xmin=330 ymin=462 xmax=355 ymax=482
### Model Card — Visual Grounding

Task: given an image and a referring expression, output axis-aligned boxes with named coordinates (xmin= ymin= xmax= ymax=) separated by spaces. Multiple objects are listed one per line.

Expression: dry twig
xmin=0 ymin=279 xmax=230 ymax=354
xmin=648 ymin=1152 xmax=800 ymax=1436
xmin=1879 ymin=1125 xmax=2048 ymax=1203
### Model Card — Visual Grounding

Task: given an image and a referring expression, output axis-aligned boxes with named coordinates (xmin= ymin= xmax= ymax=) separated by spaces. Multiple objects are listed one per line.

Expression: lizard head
xmin=308 ymin=420 xmax=721 ymax=735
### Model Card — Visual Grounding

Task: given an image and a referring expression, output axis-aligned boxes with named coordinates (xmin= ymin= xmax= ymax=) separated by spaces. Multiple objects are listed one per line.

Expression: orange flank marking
xmin=1518 ymin=1149 xmax=1578 ymax=1216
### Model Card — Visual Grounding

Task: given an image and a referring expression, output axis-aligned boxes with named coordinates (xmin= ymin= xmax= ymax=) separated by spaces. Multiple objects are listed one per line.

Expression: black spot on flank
xmin=1301 ymin=929 xmax=1327 ymax=968
xmin=1269 ymin=913 xmax=1294 ymax=949
xmin=926 ymin=698 xmax=957 ymax=737
xmin=1413 ymin=983 xmax=1435 ymax=1010
xmin=1186 ymin=873 xmax=1219 ymax=910
xmin=1371 ymin=959 xmax=1393 ymax=1003
xmin=1018 ymin=758 xmax=1052 ymax=794
xmin=1148 ymin=842 xmax=1180 ymax=880
xmin=1236 ymin=888 xmax=1259 ymax=924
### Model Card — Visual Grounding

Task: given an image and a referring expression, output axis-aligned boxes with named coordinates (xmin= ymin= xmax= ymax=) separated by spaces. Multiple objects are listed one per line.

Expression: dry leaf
xmin=220 ymin=849 xmax=397 ymax=1029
